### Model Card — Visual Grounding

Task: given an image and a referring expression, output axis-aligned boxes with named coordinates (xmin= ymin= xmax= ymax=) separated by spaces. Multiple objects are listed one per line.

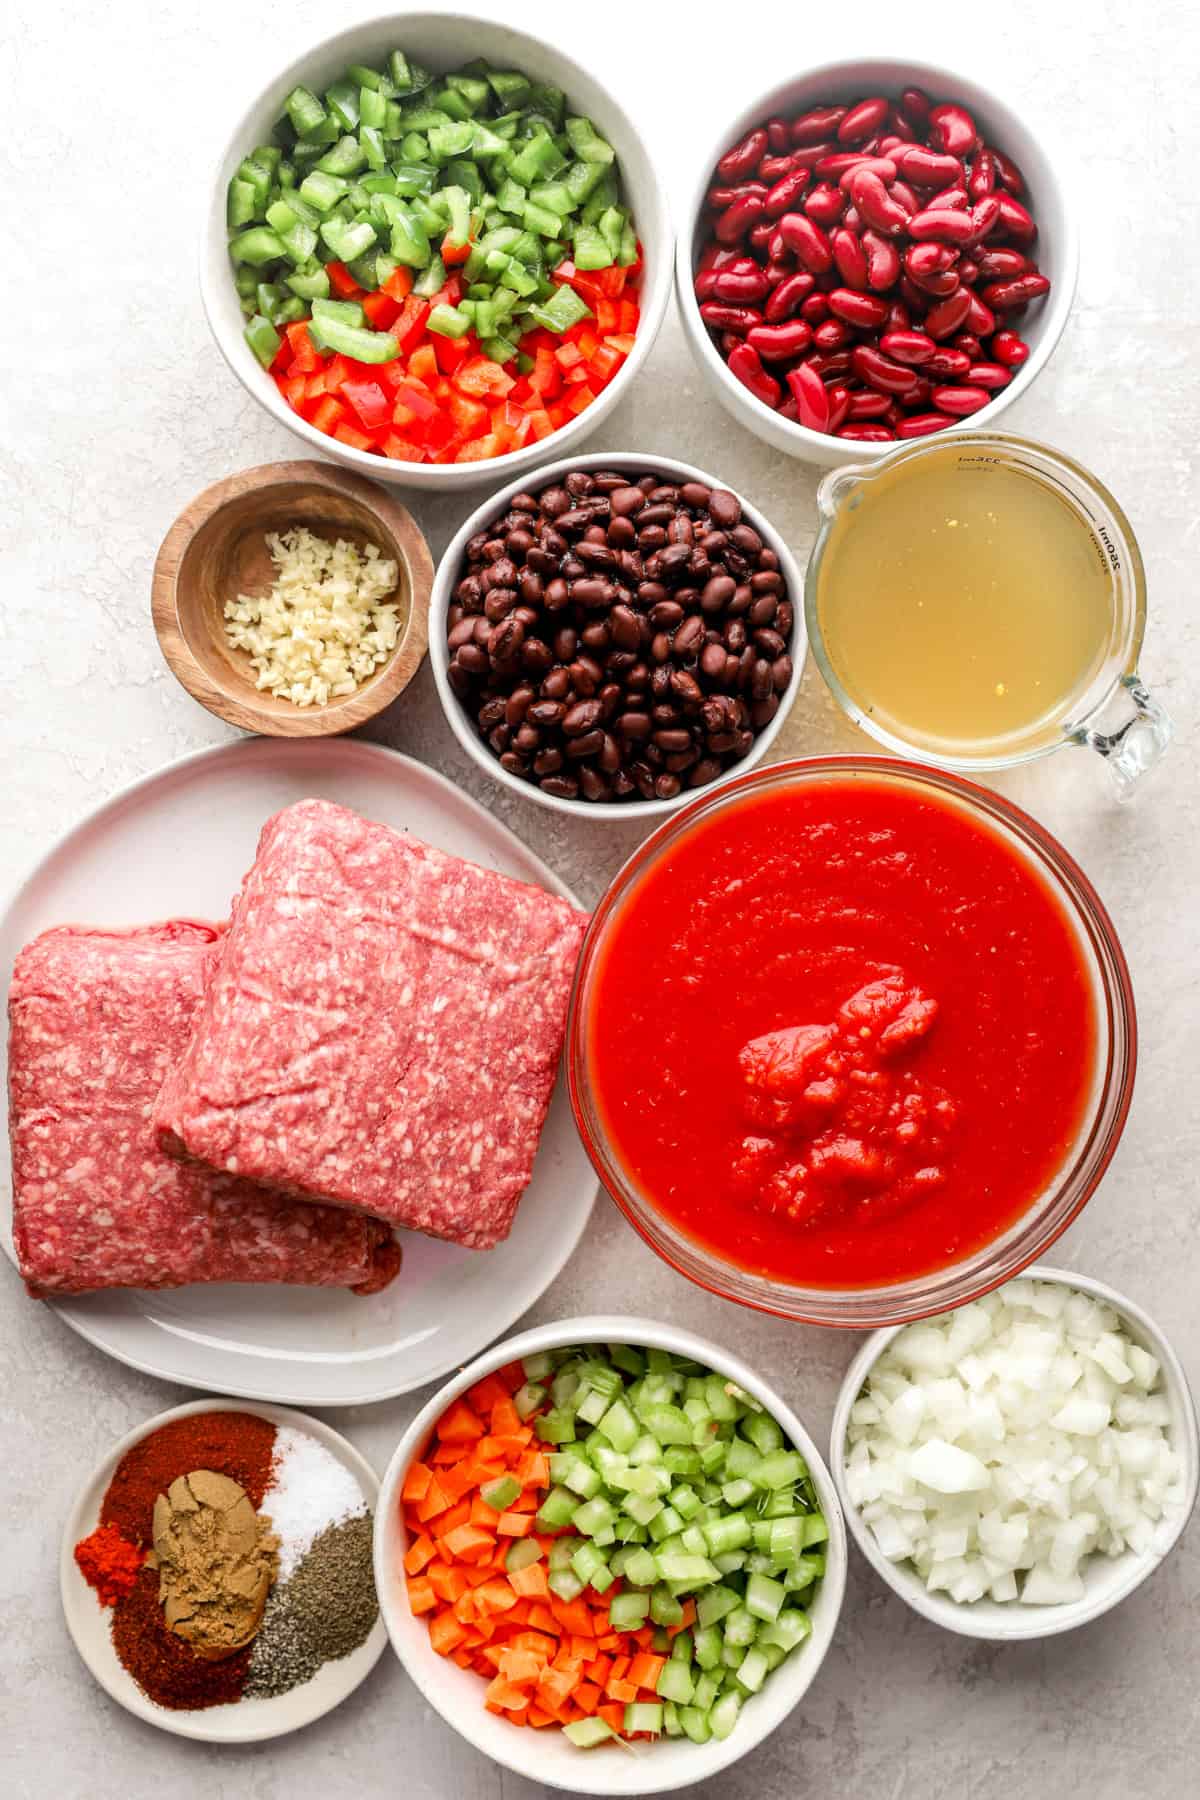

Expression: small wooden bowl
xmin=152 ymin=461 xmax=434 ymax=737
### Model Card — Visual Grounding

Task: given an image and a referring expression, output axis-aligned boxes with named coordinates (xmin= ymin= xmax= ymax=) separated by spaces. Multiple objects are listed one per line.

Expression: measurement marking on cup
xmin=1098 ymin=525 xmax=1122 ymax=571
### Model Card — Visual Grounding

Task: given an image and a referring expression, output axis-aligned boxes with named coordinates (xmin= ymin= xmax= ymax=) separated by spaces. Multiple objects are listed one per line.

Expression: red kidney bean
xmin=851 ymin=344 xmax=919 ymax=396
xmin=884 ymin=299 xmax=911 ymax=331
xmin=763 ymin=258 xmax=792 ymax=286
xmin=899 ymin=85 xmax=932 ymax=125
xmin=837 ymin=155 xmax=897 ymax=190
xmin=786 ymin=362 xmax=831 ymax=431
xmin=964 ymin=290 xmax=997 ymax=335
xmin=728 ymin=342 xmax=783 ymax=407
xmin=890 ymin=178 xmax=920 ymax=214
xmin=923 ymin=346 xmax=973 ymax=379
xmin=699 ymin=301 xmax=762 ymax=334
xmin=880 ymin=327 xmax=936 ymax=365
xmin=898 ymin=274 xmax=931 ymax=314
xmin=710 ymin=267 xmax=772 ymax=303
xmin=846 ymin=388 xmax=893 ymax=419
xmin=929 ymin=103 xmax=978 ymax=157
xmin=878 ymin=133 xmax=906 ymax=155
xmin=764 ymin=270 xmax=816 ymax=320
xmin=838 ymin=96 xmax=889 ymax=143
xmin=957 ymin=259 xmax=980 ymax=287
xmin=907 ymin=375 xmax=933 ymax=407
xmin=968 ymin=148 xmax=997 ymax=199
xmin=708 ymin=181 xmax=767 ymax=210
xmin=748 ymin=220 xmax=776 ymax=253
xmin=993 ymin=193 xmax=1038 ymax=243
xmin=791 ymin=106 xmax=847 ymax=145
xmin=719 ymin=330 xmax=743 ymax=356
xmin=906 ymin=241 xmax=957 ymax=277
xmin=832 ymin=227 xmax=869 ymax=289
xmin=976 ymin=247 xmax=1031 ymax=279
xmin=747 ymin=319 xmax=813 ymax=360
xmin=861 ymin=230 xmax=902 ymax=290
xmin=826 ymin=383 xmax=852 ymax=431
xmin=951 ymin=333 xmax=983 ymax=360
xmin=990 ymin=146 xmax=1026 ymax=194
xmin=851 ymin=168 xmax=911 ymax=234
xmin=908 ymin=207 xmax=976 ymax=245
xmin=718 ymin=128 xmax=769 ymax=182
xmin=715 ymin=192 xmax=767 ymax=243
xmin=694 ymin=268 xmax=719 ymax=302
xmin=842 ymin=204 xmax=862 ymax=232
xmin=807 ymin=348 xmax=853 ymax=378
xmin=779 ymin=212 xmax=833 ymax=271
xmin=924 ymin=289 xmax=973 ymax=339
xmin=814 ymin=150 xmax=874 ymax=179
xmin=759 ymin=153 xmax=795 ymax=182
xmin=804 ymin=181 xmax=847 ymax=225
xmin=897 ymin=411 xmax=956 ymax=437
xmin=828 ymin=287 xmax=890 ymax=328
xmin=983 ymin=272 xmax=1051 ymax=309
xmin=766 ymin=116 xmax=791 ymax=153
xmin=991 ymin=329 xmax=1031 ymax=367
xmin=969 ymin=361 xmax=1012 ymax=389
xmin=886 ymin=110 xmax=918 ymax=142
xmin=909 ymin=266 xmax=960 ymax=299
xmin=837 ymin=423 xmax=894 ymax=441
xmin=925 ymin=184 xmax=969 ymax=212
xmin=931 ymin=383 xmax=991 ymax=416
xmin=893 ymin=144 xmax=962 ymax=187
xmin=765 ymin=167 xmax=811 ymax=216
xmin=812 ymin=317 xmax=851 ymax=351
xmin=968 ymin=196 xmax=1002 ymax=242
xmin=800 ymin=293 xmax=830 ymax=323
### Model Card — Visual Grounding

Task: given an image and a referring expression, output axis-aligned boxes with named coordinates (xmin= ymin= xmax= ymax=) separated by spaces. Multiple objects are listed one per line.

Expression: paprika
xmin=73 ymin=1522 xmax=145 ymax=1607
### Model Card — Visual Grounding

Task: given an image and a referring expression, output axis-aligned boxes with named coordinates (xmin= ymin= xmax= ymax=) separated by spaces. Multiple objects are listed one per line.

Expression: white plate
xmin=1 ymin=740 xmax=596 ymax=1404
xmin=61 ymin=1397 xmax=388 ymax=1742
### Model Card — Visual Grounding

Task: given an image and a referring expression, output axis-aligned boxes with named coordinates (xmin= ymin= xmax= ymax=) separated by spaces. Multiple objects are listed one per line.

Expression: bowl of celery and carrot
xmin=375 ymin=1318 xmax=846 ymax=1795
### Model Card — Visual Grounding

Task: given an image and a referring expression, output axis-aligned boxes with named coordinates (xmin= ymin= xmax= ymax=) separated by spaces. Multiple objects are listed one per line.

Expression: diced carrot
xmin=435 ymin=1400 xmax=485 ymax=1443
xmin=527 ymin=1603 xmax=560 ymax=1636
xmin=416 ymin=1477 xmax=454 ymax=1523
xmin=428 ymin=1611 xmax=467 ymax=1656
xmin=507 ymin=1562 xmax=548 ymax=1600
xmin=432 ymin=1498 xmax=472 ymax=1538
xmin=428 ymin=1563 xmax=467 ymax=1606
xmin=527 ymin=1705 xmax=556 ymax=1728
xmin=628 ymin=1653 xmax=665 ymax=1691
xmin=403 ymin=1533 xmax=437 ymax=1575
xmin=574 ymin=1681 xmax=601 ymax=1714
xmin=476 ymin=1580 xmax=520 ymax=1616
xmin=515 ymin=1450 xmax=549 ymax=1486
xmin=585 ymin=1655 xmax=611 ymax=1685
xmin=598 ymin=1702 xmax=625 ymax=1733
xmin=467 ymin=1373 xmax=513 ymax=1413
xmin=607 ymin=1679 xmax=638 ymax=1705
xmin=407 ymin=1577 xmax=437 ymax=1616
xmin=490 ymin=1398 xmax=522 ymax=1436
xmin=498 ymin=1648 xmax=542 ymax=1684
xmin=442 ymin=1524 xmax=495 ymax=1561
xmin=496 ymin=1510 xmax=534 ymax=1537
xmin=484 ymin=1676 xmax=528 ymax=1711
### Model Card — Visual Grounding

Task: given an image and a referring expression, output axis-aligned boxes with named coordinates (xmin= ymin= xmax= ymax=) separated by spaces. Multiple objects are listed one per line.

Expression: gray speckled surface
xmin=2 ymin=0 xmax=1198 ymax=1793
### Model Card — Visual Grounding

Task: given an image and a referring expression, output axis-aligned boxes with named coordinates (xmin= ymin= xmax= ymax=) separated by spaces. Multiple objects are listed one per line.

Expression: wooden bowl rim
xmin=151 ymin=460 xmax=433 ymax=738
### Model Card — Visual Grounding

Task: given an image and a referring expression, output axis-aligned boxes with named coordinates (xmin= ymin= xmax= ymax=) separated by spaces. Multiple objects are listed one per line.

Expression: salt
xmin=262 ymin=1427 xmax=367 ymax=1580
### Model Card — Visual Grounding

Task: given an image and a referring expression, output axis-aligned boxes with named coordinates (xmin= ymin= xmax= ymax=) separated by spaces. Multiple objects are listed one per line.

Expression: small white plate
xmin=1 ymin=739 xmax=596 ymax=1404
xmin=61 ymin=1397 xmax=387 ymax=1742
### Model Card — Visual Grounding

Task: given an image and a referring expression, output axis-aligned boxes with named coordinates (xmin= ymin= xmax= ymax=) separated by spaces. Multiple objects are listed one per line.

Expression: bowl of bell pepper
xmin=202 ymin=14 xmax=672 ymax=488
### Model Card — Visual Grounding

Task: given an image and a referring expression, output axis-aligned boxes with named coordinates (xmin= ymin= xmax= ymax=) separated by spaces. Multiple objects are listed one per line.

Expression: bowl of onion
xmin=830 ymin=1266 xmax=1198 ymax=1640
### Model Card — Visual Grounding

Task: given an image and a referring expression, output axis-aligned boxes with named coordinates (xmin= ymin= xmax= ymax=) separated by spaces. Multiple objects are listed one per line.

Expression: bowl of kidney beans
xmin=677 ymin=60 xmax=1077 ymax=465
xmin=430 ymin=453 xmax=806 ymax=816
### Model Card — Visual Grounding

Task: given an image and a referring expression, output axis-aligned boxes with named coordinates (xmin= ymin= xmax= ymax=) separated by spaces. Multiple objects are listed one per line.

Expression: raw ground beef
xmin=8 ymin=921 xmax=401 ymax=1298
xmin=154 ymin=800 xmax=588 ymax=1248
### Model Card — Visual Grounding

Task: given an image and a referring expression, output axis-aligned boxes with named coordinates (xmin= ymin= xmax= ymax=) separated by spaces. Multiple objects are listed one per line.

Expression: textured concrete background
xmin=2 ymin=0 xmax=1198 ymax=1793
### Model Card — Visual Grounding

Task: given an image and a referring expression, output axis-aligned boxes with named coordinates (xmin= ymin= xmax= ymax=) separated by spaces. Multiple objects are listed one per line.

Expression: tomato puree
xmin=585 ymin=777 xmax=1097 ymax=1288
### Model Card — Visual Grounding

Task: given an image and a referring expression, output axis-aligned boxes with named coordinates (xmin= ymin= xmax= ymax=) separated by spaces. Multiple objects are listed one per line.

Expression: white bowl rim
xmin=200 ymin=10 xmax=673 ymax=489
xmin=828 ymin=1262 xmax=1200 ymax=1641
xmin=374 ymin=1312 xmax=848 ymax=1795
xmin=675 ymin=54 xmax=1081 ymax=465
xmin=60 ymin=1395 xmax=387 ymax=1742
xmin=428 ymin=449 xmax=808 ymax=819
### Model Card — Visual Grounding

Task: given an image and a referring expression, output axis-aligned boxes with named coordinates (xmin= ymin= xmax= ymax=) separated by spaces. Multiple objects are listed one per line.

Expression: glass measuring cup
xmin=805 ymin=434 xmax=1172 ymax=795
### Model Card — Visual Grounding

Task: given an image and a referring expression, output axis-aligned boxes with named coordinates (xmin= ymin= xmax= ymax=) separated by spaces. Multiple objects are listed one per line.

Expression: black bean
xmin=566 ymin=729 xmax=605 ymax=760
xmin=680 ymin=481 xmax=712 ymax=510
xmin=707 ymin=489 xmax=741 ymax=529
xmin=563 ymin=700 xmax=603 ymax=737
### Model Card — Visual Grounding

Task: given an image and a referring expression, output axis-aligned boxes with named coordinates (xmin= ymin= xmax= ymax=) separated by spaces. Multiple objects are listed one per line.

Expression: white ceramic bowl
xmin=430 ymin=451 xmax=807 ymax=819
xmin=201 ymin=13 xmax=672 ymax=490
xmin=375 ymin=1315 xmax=847 ymax=1794
xmin=830 ymin=1265 xmax=1199 ymax=1641
xmin=61 ymin=1398 xmax=387 ymax=1742
xmin=676 ymin=58 xmax=1079 ymax=468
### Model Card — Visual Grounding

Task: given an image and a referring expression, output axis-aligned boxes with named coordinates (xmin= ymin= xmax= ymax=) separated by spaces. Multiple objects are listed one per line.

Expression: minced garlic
xmin=225 ymin=527 xmax=401 ymax=707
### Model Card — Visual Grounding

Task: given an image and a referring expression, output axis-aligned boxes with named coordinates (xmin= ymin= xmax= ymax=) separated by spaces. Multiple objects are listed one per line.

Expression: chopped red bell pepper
xmin=361 ymin=290 xmax=401 ymax=329
xmin=325 ymin=262 xmax=363 ymax=299
xmin=393 ymin=296 xmax=431 ymax=354
xmin=342 ymin=378 xmax=392 ymax=431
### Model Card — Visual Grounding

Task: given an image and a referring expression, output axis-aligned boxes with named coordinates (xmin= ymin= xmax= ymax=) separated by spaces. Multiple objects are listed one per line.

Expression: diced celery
xmin=722 ymin=1478 xmax=755 ymax=1508
xmin=655 ymin=1552 xmax=719 ymax=1586
xmin=623 ymin=1547 xmax=658 ymax=1588
xmin=663 ymin=1700 xmax=683 ymax=1738
xmin=722 ymin=1606 xmax=757 ymax=1647
xmin=649 ymin=1585 xmax=684 ymax=1627
xmin=522 ymin=1350 xmax=554 ymax=1380
xmin=745 ymin=1572 xmax=786 ymax=1623
xmin=703 ymin=1513 xmax=752 ymax=1557
xmin=536 ymin=1486 xmax=578 ymax=1530
xmin=513 ymin=1380 xmax=545 ymax=1420
xmin=480 ymin=1475 xmax=521 ymax=1511
xmin=693 ymin=1625 xmax=722 ymax=1670
xmin=752 ymin=1450 xmax=806 ymax=1491
xmin=680 ymin=1706 xmax=711 ymax=1744
xmin=609 ymin=1591 xmax=651 ymax=1630
xmin=710 ymin=1691 xmax=742 ymax=1740
xmin=623 ymin=1703 xmax=663 ymax=1736
xmin=547 ymin=1568 xmax=584 ymax=1602
xmin=563 ymin=1718 xmax=614 ymax=1748
xmin=692 ymin=1670 xmax=721 ymax=1712
xmin=572 ymin=1496 xmax=616 ymax=1537
xmin=656 ymin=1660 xmax=695 ymax=1705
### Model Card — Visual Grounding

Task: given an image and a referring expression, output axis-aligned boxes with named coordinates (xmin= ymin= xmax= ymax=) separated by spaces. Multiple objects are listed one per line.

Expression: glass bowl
xmin=566 ymin=757 xmax=1137 ymax=1329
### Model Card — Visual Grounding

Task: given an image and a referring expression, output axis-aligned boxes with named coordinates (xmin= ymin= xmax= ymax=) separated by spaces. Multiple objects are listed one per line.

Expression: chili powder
xmin=112 ymin=1565 xmax=255 ymax=1710
xmin=73 ymin=1522 xmax=145 ymax=1607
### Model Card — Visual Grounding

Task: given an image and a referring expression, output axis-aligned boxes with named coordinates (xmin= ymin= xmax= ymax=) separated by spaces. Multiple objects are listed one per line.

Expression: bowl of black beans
xmin=430 ymin=453 xmax=806 ymax=815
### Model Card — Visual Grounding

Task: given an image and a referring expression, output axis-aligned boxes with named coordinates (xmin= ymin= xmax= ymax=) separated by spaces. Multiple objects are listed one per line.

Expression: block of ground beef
xmin=8 ymin=921 xmax=401 ymax=1298
xmin=154 ymin=800 xmax=588 ymax=1249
